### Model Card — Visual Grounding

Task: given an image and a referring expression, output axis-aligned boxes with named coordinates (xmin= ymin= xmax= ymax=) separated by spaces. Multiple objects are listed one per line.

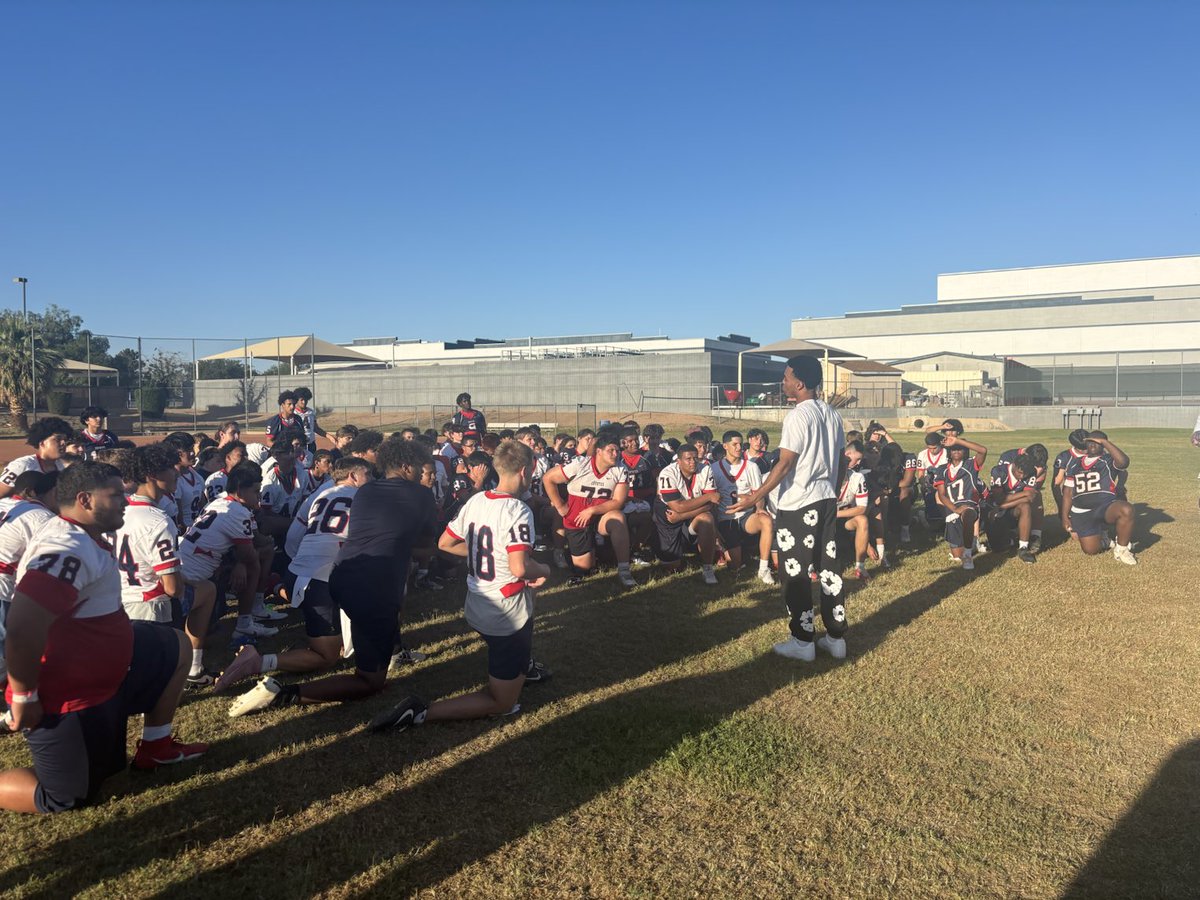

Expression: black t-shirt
xmin=333 ymin=477 xmax=436 ymax=586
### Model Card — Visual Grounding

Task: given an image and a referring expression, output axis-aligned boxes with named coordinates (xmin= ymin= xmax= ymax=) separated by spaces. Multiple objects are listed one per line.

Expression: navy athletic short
xmin=24 ymin=621 xmax=179 ymax=813
xmin=1070 ymin=495 xmax=1115 ymax=538
xmin=479 ymin=618 xmax=534 ymax=681
xmin=944 ymin=504 xmax=978 ymax=549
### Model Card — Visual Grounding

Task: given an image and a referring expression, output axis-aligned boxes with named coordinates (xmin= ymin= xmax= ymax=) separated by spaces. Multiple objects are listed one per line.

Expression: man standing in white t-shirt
xmin=730 ymin=355 xmax=846 ymax=662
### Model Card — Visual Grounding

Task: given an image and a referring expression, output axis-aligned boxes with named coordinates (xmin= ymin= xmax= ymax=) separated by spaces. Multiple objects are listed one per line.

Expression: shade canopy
xmin=743 ymin=337 xmax=863 ymax=359
xmin=59 ymin=357 xmax=118 ymax=374
xmin=198 ymin=335 xmax=379 ymax=364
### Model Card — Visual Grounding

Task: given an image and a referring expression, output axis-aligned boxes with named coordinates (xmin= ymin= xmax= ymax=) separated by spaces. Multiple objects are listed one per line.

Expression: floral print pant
xmin=775 ymin=499 xmax=846 ymax=643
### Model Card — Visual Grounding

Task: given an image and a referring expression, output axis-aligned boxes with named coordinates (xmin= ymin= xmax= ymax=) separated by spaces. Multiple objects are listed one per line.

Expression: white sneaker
xmin=816 ymin=635 xmax=847 ymax=659
xmin=617 ymin=569 xmax=637 ymax=588
xmin=772 ymin=636 xmax=816 ymax=661
xmin=757 ymin=568 xmax=777 ymax=585
xmin=702 ymin=566 xmax=718 ymax=585
xmin=553 ymin=549 xmax=568 ymax=570
xmin=252 ymin=599 xmax=287 ymax=621
xmin=235 ymin=619 xmax=279 ymax=639
xmin=229 ymin=677 xmax=281 ymax=718
xmin=1113 ymin=544 xmax=1137 ymax=566
xmin=900 ymin=526 xmax=911 ymax=544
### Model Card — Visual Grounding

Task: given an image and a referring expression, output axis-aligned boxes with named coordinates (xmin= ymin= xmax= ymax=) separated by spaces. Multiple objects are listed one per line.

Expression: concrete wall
xmin=728 ymin=405 xmax=1200 ymax=430
xmin=194 ymin=351 xmax=760 ymax=415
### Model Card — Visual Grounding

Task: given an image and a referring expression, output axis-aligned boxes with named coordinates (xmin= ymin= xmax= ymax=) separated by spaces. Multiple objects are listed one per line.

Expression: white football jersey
xmin=837 ymin=470 xmax=870 ymax=510
xmin=260 ymin=464 xmax=308 ymax=518
xmin=0 ymin=499 xmax=56 ymax=604
xmin=445 ymin=490 xmax=536 ymax=602
xmin=204 ymin=468 xmax=229 ymax=503
xmin=916 ymin=446 xmax=949 ymax=474
xmin=0 ymin=454 xmax=62 ymax=488
xmin=656 ymin=461 xmax=717 ymax=505
xmin=559 ymin=455 xmax=627 ymax=528
xmin=711 ymin=455 xmax=764 ymax=521
xmin=288 ymin=483 xmax=358 ymax=581
xmin=111 ymin=497 xmax=181 ymax=622
xmin=244 ymin=442 xmax=271 ymax=466
xmin=284 ymin=481 xmax=336 ymax=558
xmin=173 ymin=467 xmax=206 ymax=527
xmin=13 ymin=516 xmax=131 ymax=715
xmin=179 ymin=496 xmax=256 ymax=581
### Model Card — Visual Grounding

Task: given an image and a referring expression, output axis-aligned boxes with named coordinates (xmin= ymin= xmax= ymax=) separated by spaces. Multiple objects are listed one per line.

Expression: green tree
xmin=198 ymin=359 xmax=246 ymax=380
xmin=0 ymin=311 xmax=65 ymax=432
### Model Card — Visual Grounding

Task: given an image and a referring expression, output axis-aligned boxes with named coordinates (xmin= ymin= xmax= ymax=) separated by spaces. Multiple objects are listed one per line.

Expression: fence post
xmin=1114 ymin=352 xmax=1120 ymax=407
xmin=1182 ymin=358 xmax=1186 ymax=407
xmin=85 ymin=331 xmax=93 ymax=407
xmin=30 ymin=322 xmax=37 ymax=424
xmin=192 ymin=338 xmax=198 ymax=431
xmin=243 ymin=338 xmax=250 ymax=431
xmin=137 ymin=336 xmax=144 ymax=436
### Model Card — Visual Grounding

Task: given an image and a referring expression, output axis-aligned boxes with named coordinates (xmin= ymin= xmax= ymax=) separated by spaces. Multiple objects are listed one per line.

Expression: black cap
xmin=785 ymin=355 xmax=823 ymax=389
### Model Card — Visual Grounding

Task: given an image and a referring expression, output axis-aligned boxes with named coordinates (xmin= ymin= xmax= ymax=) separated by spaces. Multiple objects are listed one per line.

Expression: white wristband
xmin=11 ymin=689 xmax=39 ymax=704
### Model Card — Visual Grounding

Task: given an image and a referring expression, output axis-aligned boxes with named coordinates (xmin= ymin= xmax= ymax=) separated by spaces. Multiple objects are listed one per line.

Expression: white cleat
xmin=757 ymin=568 xmax=777 ymax=586
xmin=235 ymin=619 xmax=279 ymax=639
xmin=252 ymin=599 xmax=287 ymax=621
xmin=229 ymin=676 xmax=282 ymax=718
xmin=1113 ymin=544 xmax=1138 ymax=566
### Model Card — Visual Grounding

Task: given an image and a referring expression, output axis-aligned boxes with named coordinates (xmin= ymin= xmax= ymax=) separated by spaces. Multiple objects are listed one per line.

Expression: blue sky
xmin=4 ymin=1 xmax=1198 ymax=350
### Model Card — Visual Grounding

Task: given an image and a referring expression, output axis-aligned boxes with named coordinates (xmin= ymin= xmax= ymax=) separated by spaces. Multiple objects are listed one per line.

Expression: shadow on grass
xmin=1062 ymin=739 xmax=1200 ymax=898
xmin=1132 ymin=502 xmax=1172 ymax=552
xmin=0 ymin=557 xmax=993 ymax=896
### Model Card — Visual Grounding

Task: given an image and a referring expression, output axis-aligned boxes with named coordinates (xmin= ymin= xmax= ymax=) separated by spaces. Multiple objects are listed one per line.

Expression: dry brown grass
xmin=0 ymin=428 xmax=1196 ymax=897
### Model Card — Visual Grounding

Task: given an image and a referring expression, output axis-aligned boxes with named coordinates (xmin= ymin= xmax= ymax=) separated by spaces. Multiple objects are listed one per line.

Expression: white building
xmin=792 ymin=255 xmax=1200 ymax=363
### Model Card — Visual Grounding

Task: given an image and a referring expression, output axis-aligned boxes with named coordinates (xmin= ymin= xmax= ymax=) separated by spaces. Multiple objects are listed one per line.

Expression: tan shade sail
xmin=198 ymin=335 xmax=379 ymax=364
xmin=59 ymin=357 xmax=118 ymax=374
xmin=745 ymin=338 xmax=862 ymax=359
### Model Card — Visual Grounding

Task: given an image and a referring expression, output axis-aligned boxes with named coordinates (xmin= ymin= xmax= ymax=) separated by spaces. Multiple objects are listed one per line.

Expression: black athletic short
xmin=717 ymin=516 xmax=753 ymax=550
xmin=24 ymin=621 xmax=179 ymax=813
xmin=565 ymin=525 xmax=596 ymax=558
xmin=329 ymin=565 xmax=399 ymax=675
xmin=655 ymin=515 xmax=695 ymax=563
xmin=299 ymin=578 xmax=340 ymax=639
xmin=479 ymin=617 xmax=534 ymax=681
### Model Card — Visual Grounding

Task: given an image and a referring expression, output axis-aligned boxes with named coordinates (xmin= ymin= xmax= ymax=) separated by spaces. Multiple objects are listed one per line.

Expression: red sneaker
xmin=132 ymin=734 xmax=209 ymax=771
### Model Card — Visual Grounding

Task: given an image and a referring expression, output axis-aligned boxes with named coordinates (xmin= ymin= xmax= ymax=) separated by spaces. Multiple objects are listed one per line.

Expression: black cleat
xmin=368 ymin=696 xmax=429 ymax=733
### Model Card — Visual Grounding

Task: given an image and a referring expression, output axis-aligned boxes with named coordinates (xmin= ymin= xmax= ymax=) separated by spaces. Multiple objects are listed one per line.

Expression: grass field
xmin=0 ymin=428 xmax=1196 ymax=897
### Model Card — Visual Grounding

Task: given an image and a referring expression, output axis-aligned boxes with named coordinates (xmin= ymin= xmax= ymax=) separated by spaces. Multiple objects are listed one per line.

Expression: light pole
xmin=12 ymin=277 xmax=35 ymax=424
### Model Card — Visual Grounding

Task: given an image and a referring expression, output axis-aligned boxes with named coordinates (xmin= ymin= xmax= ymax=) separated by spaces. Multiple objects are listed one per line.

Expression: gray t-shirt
xmin=774 ymin=399 xmax=845 ymax=511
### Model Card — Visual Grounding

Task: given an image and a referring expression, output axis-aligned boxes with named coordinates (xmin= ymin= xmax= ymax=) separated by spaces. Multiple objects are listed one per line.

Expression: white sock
xmin=237 ymin=615 xmax=254 ymax=630
xmin=617 ymin=562 xmax=630 ymax=573
xmin=1019 ymin=540 xmax=1029 ymax=550
xmin=876 ymin=544 xmax=887 ymax=562
xmin=261 ymin=653 xmax=278 ymax=673
xmin=758 ymin=558 xmax=769 ymax=573
xmin=855 ymin=561 xmax=866 ymax=572
xmin=142 ymin=722 xmax=172 ymax=742
xmin=189 ymin=649 xmax=204 ymax=676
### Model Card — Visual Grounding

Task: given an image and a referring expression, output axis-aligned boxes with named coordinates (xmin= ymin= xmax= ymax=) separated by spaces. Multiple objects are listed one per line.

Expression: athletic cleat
xmin=552 ymin=548 xmax=568 ymax=570
xmin=816 ymin=634 xmax=847 ymax=660
xmin=368 ymin=696 xmax=428 ymax=733
xmin=214 ymin=644 xmax=264 ymax=692
xmin=854 ymin=567 xmax=870 ymax=582
xmin=630 ymin=555 xmax=651 ymax=569
xmin=1113 ymin=544 xmax=1137 ymax=566
xmin=388 ymin=646 xmax=427 ymax=672
xmin=252 ymin=599 xmax=287 ymax=621
xmin=568 ymin=575 xmax=586 ymax=586
xmin=702 ymin=567 xmax=718 ymax=585
xmin=234 ymin=619 xmax=278 ymax=639
xmin=757 ymin=568 xmax=777 ymax=586
xmin=524 ymin=658 xmax=552 ymax=683
xmin=773 ymin=636 xmax=816 ymax=662
xmin=132 ymin=734 xmax=209 ymax=770
xmin=962 ymin=554 xmax=975 ymax=571
xmin=533 ymin=541 xmax=549 ymax=552
xmin=185 ymin=671 xmax=216 ymax=691
xmin=229 ymin=677 xmax=283 ymax=717
xmin=617 ymin=570 xmax=637 ymax=589
xmin=1018 ymin=548 xmax=1037 ymax=564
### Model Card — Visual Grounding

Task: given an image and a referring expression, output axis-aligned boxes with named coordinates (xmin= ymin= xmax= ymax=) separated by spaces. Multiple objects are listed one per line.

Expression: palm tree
xmin=0 ymin=311 xmax=64 ymax=432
